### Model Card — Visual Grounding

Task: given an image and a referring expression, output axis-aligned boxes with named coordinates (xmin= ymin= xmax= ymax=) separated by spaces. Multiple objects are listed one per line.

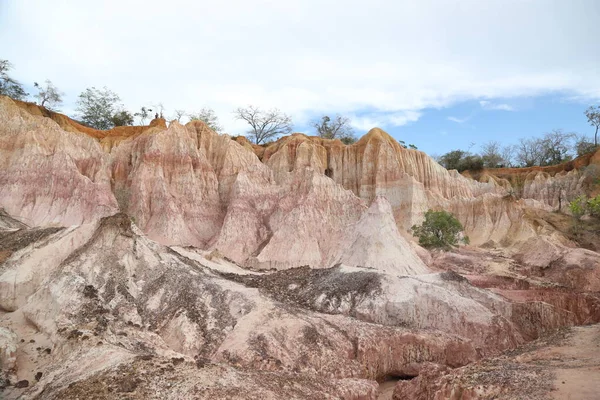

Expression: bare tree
xmin=34 ymin=80 xmax=63 ymax=110
xmin=189 ymin=107 xmax=222 ymax=133
xmin=152 ymin=103 xmax=165 ymax=119
xmin=480 ymin=141 xmax=504 ymax=168
xmin=501 ymin=144 xmax=516 ymax=167
xmin=515 ymin=130 xmax=575 ymax=167
xmin=516 ymin=138 xmax=544 ymax=167
xmin=234 ymin=105 xmax=292 ymax=144
xmin=585 ymin=106 xmax=600 ymax=146
xmin=173 ymin=109 xmax=187 ymax=122
xmin=539 ymin=129 xmax=576 ymax=166
xmin=312 ymin=115 xmax=355 ymax=143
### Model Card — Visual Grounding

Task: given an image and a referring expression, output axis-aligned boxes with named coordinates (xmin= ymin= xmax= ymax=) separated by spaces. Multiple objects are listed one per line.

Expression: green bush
xmin=438 ymin=150 xmax=484 ymax=172
xmin=411 ymin=210 xmax=469 ymax=249
xmin=569 ymin=195 xmax=588 ymax=219
xmin=587 ymin=195 xmax=600 ymax=218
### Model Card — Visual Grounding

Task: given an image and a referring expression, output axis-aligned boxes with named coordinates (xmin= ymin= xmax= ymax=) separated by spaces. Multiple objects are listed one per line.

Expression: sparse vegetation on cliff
xmin=0 ymin=59 xmax=27 ymax=100
xmin=234 ymin=105 xmax=293 ymax=144
xmin=570 ymin=195 xmax=600 ymax=219
xmin=76 ymin=87 xmax=129 ymax=130
xmin=312 ymin=114 xmax=356 ymax=144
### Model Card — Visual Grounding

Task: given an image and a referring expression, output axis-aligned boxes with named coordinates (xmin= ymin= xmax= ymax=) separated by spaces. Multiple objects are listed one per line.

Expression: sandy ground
xmin=377 ymin=380 xmax=398 ymax=400
xmin=543 ymin=325 xmax=600 ymax=399
xmin=1 ymin=309 xmax=53 ymax=399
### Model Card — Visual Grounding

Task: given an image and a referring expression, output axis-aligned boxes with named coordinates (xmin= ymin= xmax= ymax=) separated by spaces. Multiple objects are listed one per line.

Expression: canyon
xmin=0 ymin=95 xmax=599 ymax=399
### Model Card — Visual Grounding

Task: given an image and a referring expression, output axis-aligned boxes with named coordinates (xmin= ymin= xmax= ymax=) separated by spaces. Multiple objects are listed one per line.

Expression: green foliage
xmin=438 ymin=150 xmax=484 ymax=172
xmin=76 ymin=87 xmax=123 ymax=130
xmin=339 ymin=135 xmax=357 ymax=145
xmin=189 ymin=107 xmax=222 ymax=133
xmin=575 ymin=137 xmax=599 ymax=157
xmin=134 ymin=106 xmax=153 ymax=125
xmin=569 ymin=195 xmax=588 ymax=219
xmin=480 ymin=141 xmax=510 ymax=168
xmin=587 ymin=195 xmax=600 ymax=218
xmin=411 ymin=210 xmax=468 ymax=249
xmin=312 ymin=115 xmax=356 ymax=144
xmin=439 ymin=150 xmax=467 ymax=170
xmin=110 ymin=110 xmax=134 ymax=127
xmin=584 ymin=105 xmax=600 ymax=146
xmin=397 ymin=139 xmax=417 ymax=149
xmin=0 ymin=59 xmax=28 ymax=100
xmin=569 ymin=195 xmax=600 ymax=219
xmin=34 ymin=80 xmax=63 ymax=110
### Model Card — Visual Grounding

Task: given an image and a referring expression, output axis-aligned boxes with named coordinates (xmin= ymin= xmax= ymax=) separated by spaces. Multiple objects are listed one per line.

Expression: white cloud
xmin=479 ymin=100 xmax=515 ymax=111
xmin=1 ymin=0 xmax=599 ymax=134
xmin=350 ymin=111 xmax=421 ymax=131
xmin=447 ymin=116 xmax=470 ymax=124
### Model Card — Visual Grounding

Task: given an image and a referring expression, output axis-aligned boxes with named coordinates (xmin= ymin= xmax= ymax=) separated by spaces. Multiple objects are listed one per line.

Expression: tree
xmin=575 ymin=135 xmax=598 ymax=157
xmin=398 ymin=139 xmax=418 ymax=150
xmin=153 ymin=103 xmax=165 ymax=118
xmin=501 ymin=145 xmax=516 ymax=168
xmin=516 ymin=138 xmax=544 ymax=167
xmin=411 ymin=210 xmax=469 ymax=249
xmin=480 ymin=141 xmax=505 ymax=168
xmin=569 ymin=195 xmax=588 ymax=220
xmin=76 ymin=87 xmax=123 ymax=130
xmin=312 ymin=115 xmax=356 ymax=144
xmin=189 ymin=107 xmax=222 ymax=133
xmin=0 ymin=59 xmax=27 ymax=100
xmin=585 ymin=106 xmax=600 ymax=146
xmin=234 ymin=105 xmax=292 ymax=144
xmin=588 ymin=195 xmax=600 ymax=218
xmin=438 ymin=150 xmax=483 ymax=172
xmin=538 ymin=129 xmax=576 ymax=166
xmin=173 ymin=109 xmax=187 ymax=122
xmin=134 ymin=106 xmax=153 ymax=125
xmin=514 ymin=131 xmax=575 ymax=167
xmin=110 ymin=110 xmax=134 ymax=126
xmin=568 ymin=194 xmax=600 ymax=220
xmin=439 ymin=150 xmax=468 ymax=171
xmin=34 ymin=80 xmax=63 ymax=110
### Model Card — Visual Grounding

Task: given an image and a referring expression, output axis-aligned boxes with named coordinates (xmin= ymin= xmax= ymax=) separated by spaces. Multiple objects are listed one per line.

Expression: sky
xmin=1 ymin=0 xmax=600 ymax=156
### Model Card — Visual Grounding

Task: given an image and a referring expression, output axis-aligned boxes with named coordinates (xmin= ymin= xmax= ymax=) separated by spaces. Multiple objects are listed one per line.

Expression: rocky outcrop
xmin=0 ymin=214 xmax=485 ymax=398
xmin=0 ymin=96 xmax=558 ymax=264
xmin=393 ymin=325 xmax=600 ymax=400
xmin=1 ymin=210 xmax=596 ymax=398
xmin=109 ymin=121 xmax=223 ymax=247
xmin=0 ymin=327 xmax=18 ymax=386
xmin=0 ymin=97 xmax=118 ymax=227
xmin=467 ymin=148 xmax=600 ymax=212
xmin=1 ymin=96 xmax=599 ymax=399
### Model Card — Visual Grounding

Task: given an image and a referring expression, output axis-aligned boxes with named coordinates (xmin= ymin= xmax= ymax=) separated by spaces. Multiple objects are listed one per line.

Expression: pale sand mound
xmin=337 ymin=196 xmax=429 ymax=275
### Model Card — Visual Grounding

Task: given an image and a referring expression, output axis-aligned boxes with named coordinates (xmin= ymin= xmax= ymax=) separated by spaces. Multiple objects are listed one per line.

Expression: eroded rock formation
xmin=1 ymin=96 xmax=599 ymax=399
